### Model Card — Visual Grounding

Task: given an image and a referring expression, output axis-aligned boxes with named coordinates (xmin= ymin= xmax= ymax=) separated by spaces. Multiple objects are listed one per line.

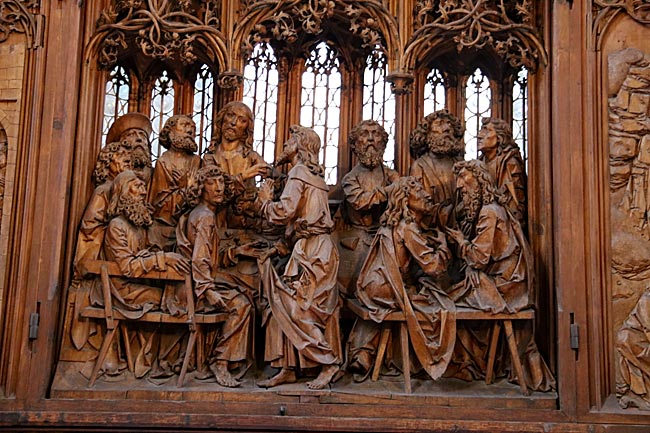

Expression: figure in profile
xmin=478 ymin=117 xmax=527 ymax=226
xmin=257 ymin=125 xmax=341 ymax=390
xmin=348 ymin=177 xmax=456 ymax=380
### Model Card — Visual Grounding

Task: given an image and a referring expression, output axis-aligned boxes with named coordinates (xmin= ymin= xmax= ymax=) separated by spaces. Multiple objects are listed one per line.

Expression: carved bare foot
xmin=257 ymin=368 xmax=296 ymax=388
xmin=306 ymin=364 xmax=338 ymax=390
xmin=209 ymin=361 xmax=241 ymax=388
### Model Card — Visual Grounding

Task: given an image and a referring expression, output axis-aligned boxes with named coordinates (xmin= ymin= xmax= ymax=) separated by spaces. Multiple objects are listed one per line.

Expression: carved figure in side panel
xmin=478 ymin=117 xmax=527 ymax=228
xmin=337 ymin=120 xmax=399 ymax=297
xmin=176 ymin=166 xmax=253 ymax=388
xmin=347 ymin=177 xmax=456 ymax=382
xmin=256 ymin=125 xmax=341 ymax=390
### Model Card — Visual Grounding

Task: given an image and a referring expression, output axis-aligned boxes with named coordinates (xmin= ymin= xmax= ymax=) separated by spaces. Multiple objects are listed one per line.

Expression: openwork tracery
xmin=0 ymin=0 xmax=39 ymax=47
xmin=90 ymin=0 xmax=226 ymax=70
xmin=409 ymin=0 xmax=547 ymax=70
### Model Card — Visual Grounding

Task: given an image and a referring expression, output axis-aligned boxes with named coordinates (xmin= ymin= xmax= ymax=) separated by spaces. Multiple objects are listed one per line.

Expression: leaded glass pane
xmin=192 ymin=64 xmax=214 ymax=156
xmin=102 ymin=65 xmax=130 ymax=145
xmin=423 ymin=68 xmax=446 ymax=115
xmin=464 ymin=68 xmax=491 ymax=160
xmin=150 ymin=71 xmax=175 ymax=162
xmin=513 ymin=67 xmax=529 ymax=170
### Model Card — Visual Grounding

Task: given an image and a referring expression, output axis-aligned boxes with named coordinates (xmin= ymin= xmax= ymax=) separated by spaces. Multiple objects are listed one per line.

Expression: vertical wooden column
xmin=388 ymin=73 xmax=414 ymax=175
xmin=6 ymin=0 xmax=84 ymax=402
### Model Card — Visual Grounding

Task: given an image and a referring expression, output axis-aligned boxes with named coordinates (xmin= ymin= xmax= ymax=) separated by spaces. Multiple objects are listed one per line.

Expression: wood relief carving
xmin=58 ymin=107 xmax=555 ymax=397
xmin=609 ymin=47 xmax=650 ymax=410
xmin=0 ymin=0 xmax=39 ymax=47
xmin=91 ymin=0 xmax=225 ymax=69
xmin=408 ymin=0 xmax=547 ymax=70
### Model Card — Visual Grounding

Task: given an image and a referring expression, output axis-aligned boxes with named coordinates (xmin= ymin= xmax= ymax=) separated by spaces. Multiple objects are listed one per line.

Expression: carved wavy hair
xmin=210 ymin=101 xmax=255 ymax=156
xmin=409 ymin=110 xmax=464 ymax=158
xmin=185 ymin=165 xmax=233 ymax=208
xmin=380 ymin=176 xmax=422 ymax=228
xmin=291 ymin=125 xmax=324 ymax=177
xmin=453 ymin=160 xmax=506 ymax=207
xmin=348 ymin=120 xmax=389 ymax=154
xmin=481 ymin=117 xmax=521 ymax=156
xmin=93 ymin=141 xmax=131 ymax=186
xmin=159 ymin=114 xmax=195 ymax=150
xmin=106 ymin=170 xmax=153 ymax=226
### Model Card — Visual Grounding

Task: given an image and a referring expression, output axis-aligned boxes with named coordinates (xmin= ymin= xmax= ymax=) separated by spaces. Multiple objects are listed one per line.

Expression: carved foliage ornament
xmin=240 ymin=0 xmax=386 ymax=60
xmin=593 ymin=1 xmax=650 ymax=48
xmin=0 ymin=0 xmax=39 ymax=46
xmin=94 ymin=0 xmax=222 ymax=69
xmin=411 ymin=0 xmax=546 ymax=70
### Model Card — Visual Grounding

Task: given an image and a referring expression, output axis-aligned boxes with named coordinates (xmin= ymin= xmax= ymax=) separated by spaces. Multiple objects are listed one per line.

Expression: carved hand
xmin=258 ymin=179 xmax=274 ymax=202
xmin=242 ymin=163 xmax=270 ymax=181
xmin=164 ymin=252 xmax=191 ymax=274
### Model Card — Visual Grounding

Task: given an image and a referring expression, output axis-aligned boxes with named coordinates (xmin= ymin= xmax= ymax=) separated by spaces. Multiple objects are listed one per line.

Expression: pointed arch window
xmin=300 ymin=42 xmax=341 ymax=185
xmin=464 ymin=68 xmax=491 ymax=160
xmin=423 ymin=68 xmax=446 ymax=115
xmin=192 ymin=65 xmax=215 ymax=156
xmin=243 ymin=43 xmax=279 ymax=164
xmin=512 ymin=66 xmax=529 ymax=169
xmin=363 ymin=49 xmax=396 ymax=168
xmin=150 ymin=70 xmax=175 ymax=161
xmin=102 ymin=65 xmax=131 ymax=144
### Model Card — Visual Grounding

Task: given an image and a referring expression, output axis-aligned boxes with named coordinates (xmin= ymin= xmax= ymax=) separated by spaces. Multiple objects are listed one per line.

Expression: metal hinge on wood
xmin=28 ymin=312 xmax=40 ymax=340
xmin=570 ymin=313 xmax=579 ymax=350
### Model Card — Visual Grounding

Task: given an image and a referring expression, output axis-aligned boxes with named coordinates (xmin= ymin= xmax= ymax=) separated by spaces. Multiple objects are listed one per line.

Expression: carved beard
xmin=428 ymin=132 xmax=459 ymax=155
xmin=120 ymin=196 xmax=154 ymax=227
xmin=170 ymin=130 xmax=198 ymax=153
xmin=357 ymin=146 xmax=384 ymax=169
xmin=461 ymin=189 xmax=482 ymax=229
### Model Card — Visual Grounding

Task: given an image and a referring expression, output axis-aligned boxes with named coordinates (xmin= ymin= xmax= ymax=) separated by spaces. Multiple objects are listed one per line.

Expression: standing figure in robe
xmin=256 ymin=125 xmax=341 ymax=390
xmin=148 ymin=115 xmax=201 ymax=252
xmin=338 ymin=120 xmax=399 ymax=296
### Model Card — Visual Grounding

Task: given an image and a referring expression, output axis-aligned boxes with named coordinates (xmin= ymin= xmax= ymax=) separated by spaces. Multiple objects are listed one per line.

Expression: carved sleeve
xmin=105 ymin=219 xmax=165 ymax=277
xmin=342 ymin=173 xmax=388 ymax=211
xmin=402 ymin=223 xmax=450 ymax=278
xmin=460 ymin=210 xmax=495 ymax=270
xmin=261 ymin=175 xmax=304 ymax=225
xmin=190 ymin=213 xmax=217 ymax=296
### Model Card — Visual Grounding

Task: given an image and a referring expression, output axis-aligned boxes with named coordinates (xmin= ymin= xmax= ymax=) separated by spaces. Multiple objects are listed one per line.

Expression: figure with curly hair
xmin=409 ymin=110 xmax=465 ymax=228
xmin=256 ymin=125 xmax=341 ymax=390
xmin=445 ymin=160 xmax=555 ymax=392
xmin=175 ymin=165 xmax=253 ymax=387
xmin=478 ymin=117 xmax=527 ymax=225
xmin=338 ymin=120 xmax=399 ymax=296
xmin=348 ymin=176 xmax=456 ymax=382
xmin=147 ymin=115 xmax=202 ymax=251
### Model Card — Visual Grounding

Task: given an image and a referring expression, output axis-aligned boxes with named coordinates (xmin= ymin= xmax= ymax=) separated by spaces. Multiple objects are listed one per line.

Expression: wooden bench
xmin=345 ymin=298 xmax=535 ymax=395
xmin=78 ymin=260 xmax=228 ymax=387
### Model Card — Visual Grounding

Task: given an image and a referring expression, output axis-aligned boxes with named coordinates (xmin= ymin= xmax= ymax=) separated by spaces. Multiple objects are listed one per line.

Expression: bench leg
xmin=400 ymin=323 xmax=411 ymax=394
xmin=485 ymin=321 xmax=502 ymax=385
xmin=121 ymin=325 xmax=134 ymax=374
xmin=89 ymin=322 xmax=120 ymax=387
xmin=372 ymin=324 xmax=391 ymax=382
xmin=504 ymin=320 xmax=530 ymax=396
xmin=178 ymin=327 xmax=198 ymax=387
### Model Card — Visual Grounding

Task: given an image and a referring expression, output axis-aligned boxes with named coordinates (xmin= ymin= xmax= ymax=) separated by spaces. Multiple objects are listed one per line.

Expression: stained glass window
xmin=150 ymin=70 xmax=175 ymax=161
xmin=423 ymin=68 xmax=446 ymax=115
xmin=464 ymin=68 xmax=491 ymax=160
xmin=512 ymin=67 xmax=529 ymax=169
xmin=102 ymin=65 xmax=130 ymax=144
xmin=363 ymin=50 xmax=396 ymax=168
xmin=300 ymin=42 xmax=341 ymax=184
xmin=192 ymin=64 xmax=214 ymax=156
xmin=243 ymin=43 xmax=279 ymax=164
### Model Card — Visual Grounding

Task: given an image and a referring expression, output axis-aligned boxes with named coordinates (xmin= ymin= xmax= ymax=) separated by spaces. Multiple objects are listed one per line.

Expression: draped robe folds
xmin=148 ymin=150 xmax=201 ymax=251
xmin=352 ymin=221 xmax=456 ymax=380
xmin=409 ymin=154 xmax=461 ymax=227
xmin=450 ymin=202 xmax=556 ymax=392
xmin=259 ymin=164 xmax=342 ymax=368
xmin=483 ymin=150 xmax=527 ymax=225
xmin=176 ymin=204 xmax=252 ymax=363
xmin=337 ymin=164 xmax=399 ymax=296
